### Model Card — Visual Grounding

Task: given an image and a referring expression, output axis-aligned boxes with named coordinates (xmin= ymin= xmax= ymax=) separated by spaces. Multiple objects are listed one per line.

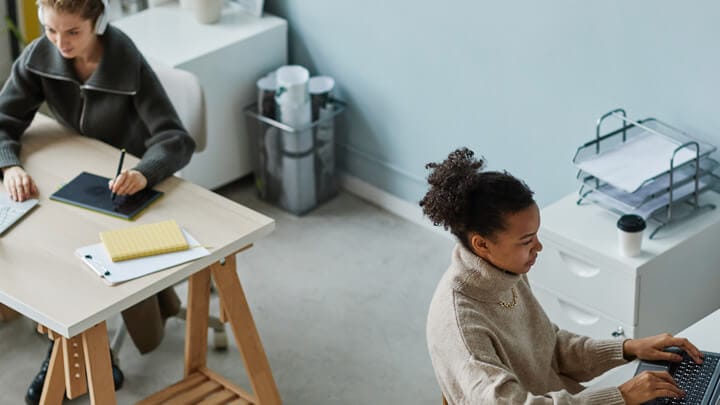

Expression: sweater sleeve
xmin=0 ymin=41 xmax=44 ymax=170
xmin=553 ymin=326 xmax=628 ymax=382
xmin=460 ymin=355 xmax=625 ymax=405
xmin=131 ymin=60 xmax=195 ymax=187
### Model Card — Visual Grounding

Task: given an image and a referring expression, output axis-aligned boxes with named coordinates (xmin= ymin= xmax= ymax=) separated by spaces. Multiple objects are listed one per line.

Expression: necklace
xmin=497 ymin=287 xmax=518 ymax=309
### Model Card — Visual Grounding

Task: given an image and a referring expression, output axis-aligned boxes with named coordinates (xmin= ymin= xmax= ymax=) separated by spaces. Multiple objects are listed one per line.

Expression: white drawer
xmin=529 ymin=237 xmax=636 ymax=325
xmin=532 ymin=283 xmax=635 ymax=340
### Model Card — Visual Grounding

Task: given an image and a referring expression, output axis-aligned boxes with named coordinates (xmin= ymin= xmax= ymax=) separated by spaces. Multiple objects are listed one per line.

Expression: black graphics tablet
xmin=50 ymin=171 xmax=163 ymax=220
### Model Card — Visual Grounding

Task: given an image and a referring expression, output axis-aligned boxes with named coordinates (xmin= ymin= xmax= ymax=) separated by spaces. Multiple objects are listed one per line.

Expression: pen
xmin=111 ymin=149 xmax=126 ymax=201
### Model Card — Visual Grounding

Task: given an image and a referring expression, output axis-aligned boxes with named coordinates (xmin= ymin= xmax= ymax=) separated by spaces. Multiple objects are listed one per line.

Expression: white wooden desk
xmin=591 ymin=309 xmax=720 ymax=389
xmin=0 ymin=115 xmax=281 ymax=404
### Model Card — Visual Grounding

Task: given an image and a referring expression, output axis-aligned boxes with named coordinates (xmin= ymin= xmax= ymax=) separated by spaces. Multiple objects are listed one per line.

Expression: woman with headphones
xmin=0 ymin=1 xmax=196 ymax=404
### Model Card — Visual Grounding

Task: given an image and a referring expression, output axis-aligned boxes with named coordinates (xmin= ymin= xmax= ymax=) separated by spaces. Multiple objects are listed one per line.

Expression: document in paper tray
xmin=587 ymin=177 xmax=710 ymax=219
xmin=575 ymin=133 xmax=698 ymax=193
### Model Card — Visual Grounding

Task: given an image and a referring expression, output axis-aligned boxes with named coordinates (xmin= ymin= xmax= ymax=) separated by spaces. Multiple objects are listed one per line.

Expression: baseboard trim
xmin=339 ymin=173 xmax=451 ymax=239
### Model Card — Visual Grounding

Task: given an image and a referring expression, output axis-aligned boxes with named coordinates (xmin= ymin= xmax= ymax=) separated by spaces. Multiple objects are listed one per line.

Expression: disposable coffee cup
xmin=617 ymin=214 xmax=646 ymax=257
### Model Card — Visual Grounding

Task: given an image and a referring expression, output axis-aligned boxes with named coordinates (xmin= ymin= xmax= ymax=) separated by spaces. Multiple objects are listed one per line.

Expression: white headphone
xmin=37 ymin=0 xmax=110 ymax=35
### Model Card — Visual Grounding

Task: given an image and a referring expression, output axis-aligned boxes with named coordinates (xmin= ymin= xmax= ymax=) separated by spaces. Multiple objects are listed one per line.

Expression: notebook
xmin=76 ymin=229 xmax=209 ymax=285
xmin=100 ymin=219 xmax=189 ymax=262
xmin=50 ymin=171 xmax=162 ymax=220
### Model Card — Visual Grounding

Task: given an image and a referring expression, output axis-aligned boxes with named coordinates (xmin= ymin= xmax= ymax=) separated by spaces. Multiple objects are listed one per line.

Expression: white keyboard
xmin=0 ymin=192 xmax=38 ymax=235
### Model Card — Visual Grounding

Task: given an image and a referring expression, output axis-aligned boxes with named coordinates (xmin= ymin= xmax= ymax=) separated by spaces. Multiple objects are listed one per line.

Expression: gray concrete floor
xmin=0 ymin=178 xmax=454 ymax=404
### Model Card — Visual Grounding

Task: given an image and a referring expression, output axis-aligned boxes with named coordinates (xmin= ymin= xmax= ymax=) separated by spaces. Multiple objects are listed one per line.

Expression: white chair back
xmin=149 ymin=59 xmax=207 ymax=153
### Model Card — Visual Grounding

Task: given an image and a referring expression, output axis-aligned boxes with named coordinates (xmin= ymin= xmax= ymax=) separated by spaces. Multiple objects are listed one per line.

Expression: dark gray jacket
xmin=0 ymin=24 xmax=195 ymax=187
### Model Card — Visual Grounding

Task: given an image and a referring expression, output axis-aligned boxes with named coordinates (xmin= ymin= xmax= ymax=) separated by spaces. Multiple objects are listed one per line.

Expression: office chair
xmin=110 ymin=61 xmax=228 ymax=359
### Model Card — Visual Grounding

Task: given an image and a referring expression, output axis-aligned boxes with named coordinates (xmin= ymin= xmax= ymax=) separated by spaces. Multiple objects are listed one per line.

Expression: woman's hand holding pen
xmin=1 ymin=165 xmax=38 ymax=202
xmin=109 ymin=169 xmax=147 ymax=197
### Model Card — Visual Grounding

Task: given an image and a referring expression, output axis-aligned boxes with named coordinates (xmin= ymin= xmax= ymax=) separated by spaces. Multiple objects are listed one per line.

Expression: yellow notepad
xmin=100 ymin=220 xmax=189 ymax=262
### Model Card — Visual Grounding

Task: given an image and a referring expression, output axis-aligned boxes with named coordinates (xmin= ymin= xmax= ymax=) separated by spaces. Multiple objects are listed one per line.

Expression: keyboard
xmin=0 ymin=192 xmax=38 ymax=235
xmin=658 ymin=352 xmax=720 ymax=405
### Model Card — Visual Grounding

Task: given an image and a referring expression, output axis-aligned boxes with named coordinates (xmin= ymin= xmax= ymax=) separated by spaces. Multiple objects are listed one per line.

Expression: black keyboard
xmin=662 ymin=352 xmax=720 ymax=405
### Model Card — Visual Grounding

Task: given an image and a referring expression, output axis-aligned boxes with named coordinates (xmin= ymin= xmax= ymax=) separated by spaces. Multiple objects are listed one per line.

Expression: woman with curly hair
xmin=422 ymin=148 xmax=703 ymax=404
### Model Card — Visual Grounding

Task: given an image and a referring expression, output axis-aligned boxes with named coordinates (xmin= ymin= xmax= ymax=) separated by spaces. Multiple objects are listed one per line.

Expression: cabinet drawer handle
xmin=558 ymin=298 xmax=599 ymax=325
xmin=559 ymin=252 xmax=600 ymax=278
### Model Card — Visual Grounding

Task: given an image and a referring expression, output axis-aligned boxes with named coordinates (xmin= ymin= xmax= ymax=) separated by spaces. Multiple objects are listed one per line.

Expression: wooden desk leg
xmin=81 ymin=322 xmax=116 ymax=405
xmin=62 ymin=336 xmax=88 ymax=399
xmin=211 ymin=254 xmax=281 ymax=405
xmin=185 ymin=267 xmax=211 ymax=375
xmin=39 ymin=336 xmax=66 ymax=405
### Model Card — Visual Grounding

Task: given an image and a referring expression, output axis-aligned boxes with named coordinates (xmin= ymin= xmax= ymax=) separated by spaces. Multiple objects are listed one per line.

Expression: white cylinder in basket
xmin=275 ymin=65 xmax=310 ymax=106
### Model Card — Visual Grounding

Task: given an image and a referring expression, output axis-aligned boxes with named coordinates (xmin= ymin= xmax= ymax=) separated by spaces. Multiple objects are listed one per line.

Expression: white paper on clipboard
xmin=75 ymin=229 xmax=209 ymax=285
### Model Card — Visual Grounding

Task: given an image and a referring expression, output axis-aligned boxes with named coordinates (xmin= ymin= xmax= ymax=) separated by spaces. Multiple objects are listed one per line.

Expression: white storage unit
xmin=529 ymin=192 xmax=720 ymax=340
xmin=114 ymin=4 xmax=287 ymax=189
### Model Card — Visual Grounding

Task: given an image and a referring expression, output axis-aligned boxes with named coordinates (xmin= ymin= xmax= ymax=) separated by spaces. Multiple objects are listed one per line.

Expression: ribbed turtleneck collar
xmin=449 ymin=243 xmax=522 ymax=303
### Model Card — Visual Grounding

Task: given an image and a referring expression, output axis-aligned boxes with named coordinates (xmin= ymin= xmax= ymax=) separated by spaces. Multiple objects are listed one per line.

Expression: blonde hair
xmin=37 ymin=0 xmax=105 ymax=24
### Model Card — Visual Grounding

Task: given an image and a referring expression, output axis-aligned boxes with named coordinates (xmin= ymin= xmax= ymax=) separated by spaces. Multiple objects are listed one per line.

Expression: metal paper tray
xmin=577 ymin=158 xmax=719 ymax=210
xmin=573 ymin=112 xmax=716 ymax=193
xmin=581 ymin=172 xmax=719 ymax=219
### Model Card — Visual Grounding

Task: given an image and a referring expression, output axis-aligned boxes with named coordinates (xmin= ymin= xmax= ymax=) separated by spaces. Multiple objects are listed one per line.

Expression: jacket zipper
xmin=26 ymin=67 xmax=137 ymax=134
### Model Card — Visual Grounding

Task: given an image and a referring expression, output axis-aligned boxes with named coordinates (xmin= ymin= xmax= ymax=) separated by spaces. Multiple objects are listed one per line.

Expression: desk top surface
xmin=0 ymin=115 xmax=274 ymax=337
xmin=541 ymin=192 xmax=720 ymax=268
xmin=112 ymin=3 xmax=286 ymax=67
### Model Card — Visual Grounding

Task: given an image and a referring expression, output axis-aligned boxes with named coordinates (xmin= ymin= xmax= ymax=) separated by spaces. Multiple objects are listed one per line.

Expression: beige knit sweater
xmin=427 ymin=244 xmax=628 ymax=404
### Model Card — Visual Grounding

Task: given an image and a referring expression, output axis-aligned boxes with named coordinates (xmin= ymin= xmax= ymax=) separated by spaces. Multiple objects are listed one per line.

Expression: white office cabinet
xmin=114 ymin=5 xmax=287 ymax=189
xmin=529 ymin=192 xmax=720 ymax=340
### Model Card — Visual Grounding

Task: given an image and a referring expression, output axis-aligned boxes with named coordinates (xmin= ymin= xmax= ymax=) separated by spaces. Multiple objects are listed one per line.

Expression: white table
xmin=0 ymin=115 xmax=281 ymax=404
xmin=114 ymin=4 xmax=287 ymax=189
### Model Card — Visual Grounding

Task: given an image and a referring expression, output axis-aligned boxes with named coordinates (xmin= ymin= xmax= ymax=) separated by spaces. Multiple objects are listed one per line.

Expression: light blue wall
xmin=264 ymin=0 xmax=720 ymax=207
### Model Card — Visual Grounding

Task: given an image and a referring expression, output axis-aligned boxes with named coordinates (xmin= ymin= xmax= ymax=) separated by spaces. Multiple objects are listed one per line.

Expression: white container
xmin=191 ymin=0 xmax=222 ymax=24
xmin=275 ymin=65 xmax=310 ymax=106
xmin=308 ymin=75 xmax=334 ymax=121
xmin=617 ymin=214 xmax=646 ymax=257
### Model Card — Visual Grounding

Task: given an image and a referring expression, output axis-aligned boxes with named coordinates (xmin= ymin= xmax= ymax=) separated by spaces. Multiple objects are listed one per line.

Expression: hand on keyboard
xmin=0 ymin=193 xmax=38 ymax=235
xmin=2 ymin=165 xmax=38 ymax=202
xmin=624 ymin=333 xmax=704 ymax=366
xmin=619 ymin=370 xmax=684 ymax=405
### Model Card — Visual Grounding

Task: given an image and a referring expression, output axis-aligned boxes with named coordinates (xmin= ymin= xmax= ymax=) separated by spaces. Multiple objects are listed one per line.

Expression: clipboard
xmin=76 ymin=229 xmax=209 ymax=285
xmin=50 ymin=171 xmax=163 ymax=220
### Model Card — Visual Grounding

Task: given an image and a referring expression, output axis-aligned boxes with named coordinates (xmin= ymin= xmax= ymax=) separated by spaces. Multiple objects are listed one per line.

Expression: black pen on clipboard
xmin=111 ymin=149 xmax=126 ymax=201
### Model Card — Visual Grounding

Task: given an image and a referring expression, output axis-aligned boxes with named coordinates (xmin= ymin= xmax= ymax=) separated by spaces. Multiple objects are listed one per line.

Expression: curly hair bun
xmin=419 ymin=147 xmax=484 ymax=231
xmin=419 ymin=147 xmax=534 ymax=242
